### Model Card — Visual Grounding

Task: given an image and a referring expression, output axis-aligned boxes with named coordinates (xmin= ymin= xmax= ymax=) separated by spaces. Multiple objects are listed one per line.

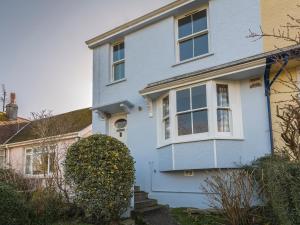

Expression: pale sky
xmin=0 ymin=0 xmax=173 ymax=118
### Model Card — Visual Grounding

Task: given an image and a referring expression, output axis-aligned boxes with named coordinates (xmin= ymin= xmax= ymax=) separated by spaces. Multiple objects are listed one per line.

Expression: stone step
xmin=135 ymin=199 xmax=158 ymax=210
xmin=134 ymin=204 xmax=164 ymax=214
xmin=134 ymin=191 xmax=148 ymax=202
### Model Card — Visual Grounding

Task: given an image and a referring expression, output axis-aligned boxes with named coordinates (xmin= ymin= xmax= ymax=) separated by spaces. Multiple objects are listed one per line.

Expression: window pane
xmin=179 ymin=39 xmax=193 ymax=61
xmin=162 ymin=96 xmax=169 ymax=117
xmin=193 ymin=10 xmax=207 ymax=33
xmin=25 ymin=155 xmax=32 ymax=175
xmin=217 ymin=84 xmax=229 ymax=107
xmin=164 ymin=118 xmax=170 ymax=140
xmin=119 ymin=42 xmax=125 ymax=60
xmin=178 ymin=112 xmax=192 ymax=135
xmin=217 ymin=109 xmax=230 ymax=132
xmin=49 ymin=152 xmax=55 ymax=173
xmin=113 ymin=45 xmax=119 ymax=62
xmin=0 ymin=155 xmax=4 ymax=169
xmin=176 ymin=89 xmax=190 ymax=112
xmin=194 ymin=34 xmax=209 ymax=57
xmin=178 ymin=15 xmax=192 ymax=38
xmin=113 ymin=62 xmax=125 ymax=81
xmin=192 ymin=85 xmax=207 ymax=109
xmin=193 ymin=110 xmax=208 ymax=133
xmin=33 ymin=153 xmax=48 ymax=175
xmin=113 ymin=43 xmax=125 ymax=62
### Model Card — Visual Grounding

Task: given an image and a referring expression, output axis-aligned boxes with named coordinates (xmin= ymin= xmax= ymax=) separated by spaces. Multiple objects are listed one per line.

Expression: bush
xmin=251 ymin=156 xmax=300 ymax=225
xmin=30 ymin=187 xmax=67 ymax=225
xmin=0 ymin=168 xmax=35 ymax=191
xmin=65 ymin=134 xmax=135 ymax=225
xmin=0 ymin=182 xmax=30 ymax=225
xmin=202 ymin=169 xmax=258 ymax=225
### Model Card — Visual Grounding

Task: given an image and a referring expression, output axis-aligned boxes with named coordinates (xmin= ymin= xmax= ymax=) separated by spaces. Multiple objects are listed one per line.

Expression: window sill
xmin=157 ymin=136 xmax=244 ymax=149
xmin=106 ymin=78 xmax=127 ymax=86
xmin=172 ymin=53 xmax=214 ymax=67
xmin=24 ymin=174 xmax=52 ymax=178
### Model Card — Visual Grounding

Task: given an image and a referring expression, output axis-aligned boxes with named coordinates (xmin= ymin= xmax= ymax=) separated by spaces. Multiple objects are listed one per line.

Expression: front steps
xmin=133 ymin=186 xmax=163 ymax=213
xmin=133 ymin=186 xmax=178 ymax=225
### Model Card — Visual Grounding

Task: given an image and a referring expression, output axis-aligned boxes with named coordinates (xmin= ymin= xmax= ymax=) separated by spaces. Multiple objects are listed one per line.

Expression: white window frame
xmin=111 ymin=40 xmax=125 ymax=82
xmin=175 ymin=5 xmax=210 ymax=63
xmin=0 ymin=150 xmax=5 ymax=168
xmin=24 ymin=147 xmax=55 ymax=176
xmin=157 ymin=80 xmax=243 ymax=147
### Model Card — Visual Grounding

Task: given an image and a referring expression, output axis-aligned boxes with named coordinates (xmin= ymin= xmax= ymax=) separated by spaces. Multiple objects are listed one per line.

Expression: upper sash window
xmin=112 ymin=42 xmax=125 ymax=81
xmin=177 ymin=9 xmax=209 ymax=61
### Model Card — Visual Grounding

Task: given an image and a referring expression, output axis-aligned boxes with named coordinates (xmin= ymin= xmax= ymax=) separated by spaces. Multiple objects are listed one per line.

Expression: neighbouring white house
xmin=1 ymin=107 xmax=92 ymax=177
xmin=86 ymin=0 xmax=276 ymax=209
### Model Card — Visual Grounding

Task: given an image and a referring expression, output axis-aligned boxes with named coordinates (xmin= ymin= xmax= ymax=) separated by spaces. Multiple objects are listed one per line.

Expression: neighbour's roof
xmin=0 ymin=112 xmax=30 ymax=145
xmin=7 ymin=108 xmax=92 ymax=144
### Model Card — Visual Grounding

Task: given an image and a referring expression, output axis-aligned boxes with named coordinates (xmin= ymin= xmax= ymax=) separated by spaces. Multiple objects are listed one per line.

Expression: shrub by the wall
xmin=0 ymin=168 xmax=34 ymax=191
xmin=30 ymin=187 xmax=66 ymax=225
xmin=251 ymin=156 xmax=300 ymax=225
xmin=0 ymin=182 xmax=30 ymax=225
xmin=65 ymin=134 xmax=135 ymax=225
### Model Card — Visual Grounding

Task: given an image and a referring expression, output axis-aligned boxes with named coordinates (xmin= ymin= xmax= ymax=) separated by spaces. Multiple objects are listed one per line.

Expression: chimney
xmin=6 ymin=93 xmax=18 ymax=120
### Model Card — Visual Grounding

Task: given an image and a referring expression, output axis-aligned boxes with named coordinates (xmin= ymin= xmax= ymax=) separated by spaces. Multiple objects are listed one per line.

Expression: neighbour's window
xmin=162 ymin=96 xmax=170 ymax=139
xmin=216 ymin=84 xmax=231 ymax=132
xmin=25 ymin=147 xmax=55 ymax=176
xmin=176 ymin=85 xmax=208 ymax=135
xmin=112 ymin=42 xmax=125 ymax=81
xmin=0 ymin=150 xmax=5 ymax=168
xmin=177 ymin=9 xmax=209 ymax=61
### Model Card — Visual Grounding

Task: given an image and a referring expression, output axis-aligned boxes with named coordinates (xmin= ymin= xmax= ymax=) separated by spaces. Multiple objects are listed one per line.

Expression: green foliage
xmin=170 ymin=208 xmax=225 ymax=225
xmin=0 ymin=168 xmax=33 ymax=191
xmin=30 ymin=187 xmax=67 ymax=225
xmin=0 ymin=182 xmax=31 ymax=225
xmin=65 ymin=134 xmax=135 ymax=225
xmin=251 ymin=156 xmax=300 ymax=225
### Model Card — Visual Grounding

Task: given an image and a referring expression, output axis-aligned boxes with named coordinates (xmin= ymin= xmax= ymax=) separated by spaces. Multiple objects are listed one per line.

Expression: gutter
xmin=264 ymin=53 xmax=289 ymax=154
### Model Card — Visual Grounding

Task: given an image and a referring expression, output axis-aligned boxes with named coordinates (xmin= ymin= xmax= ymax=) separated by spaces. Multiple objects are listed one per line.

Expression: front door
xmin=109 ymin=113 xmax=127 ymax=144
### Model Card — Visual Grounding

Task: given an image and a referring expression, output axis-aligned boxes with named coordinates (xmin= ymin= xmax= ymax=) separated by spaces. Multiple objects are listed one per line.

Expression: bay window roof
xmin=139 ymin=44 xmax=300 ymax=98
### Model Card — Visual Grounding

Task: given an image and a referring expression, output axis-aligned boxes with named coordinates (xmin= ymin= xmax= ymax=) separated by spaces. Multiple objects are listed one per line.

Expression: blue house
xmin=86 ymin=0 xmax=271 ymax=209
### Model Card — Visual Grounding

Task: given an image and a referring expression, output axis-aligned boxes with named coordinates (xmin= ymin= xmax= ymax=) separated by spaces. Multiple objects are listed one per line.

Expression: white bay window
xmin=157 ymin=81 xmax=243 ymax=146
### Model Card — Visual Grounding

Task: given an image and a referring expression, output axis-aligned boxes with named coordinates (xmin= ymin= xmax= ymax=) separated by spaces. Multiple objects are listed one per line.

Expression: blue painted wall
xmin=91 ymin=0 xmax=269 ymax=208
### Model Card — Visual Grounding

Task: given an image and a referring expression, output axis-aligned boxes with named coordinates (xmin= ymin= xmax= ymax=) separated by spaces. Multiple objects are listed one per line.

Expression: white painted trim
xmin=213 ymin=140 xmax=217 ymax=168
xmin=171 ymin=144 xmax=175 ymax=170
xmin=156 ymin=93 xmax=172 ymax=147
xmin=174 ymin=5 xmax=210 ymax=63
xmin=78 ymin=125 xmax=92 ymax=137
xmin=110 ymin=41 xmax=125 ymax=82
xmin=156 ymin=80 xmax=244 ymax=148
xmin=86 ymin=0 xmax=195 ymax=48
xmin=6 ymin=132 xmax=80 ymax=148
xmin=141 ymin=63 xmax=266 ymax=96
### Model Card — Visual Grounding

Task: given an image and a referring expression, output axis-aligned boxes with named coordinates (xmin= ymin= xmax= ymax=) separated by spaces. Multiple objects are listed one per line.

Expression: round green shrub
xmin=65 ymin=134 xmax=135 ymax=225
xmin=0 ymin=182 xmax=30 ymax=225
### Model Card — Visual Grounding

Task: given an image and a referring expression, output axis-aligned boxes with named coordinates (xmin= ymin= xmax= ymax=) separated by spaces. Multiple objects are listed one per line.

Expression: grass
xmin=170 ymin=208 xmax=225 ymax=225
xmin=52 ymin=220 xmax=92 ymax=225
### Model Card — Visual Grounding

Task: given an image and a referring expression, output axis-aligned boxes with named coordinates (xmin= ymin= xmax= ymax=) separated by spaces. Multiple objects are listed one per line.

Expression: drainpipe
xmin=264 ymin=54 xmax=289 ymax=154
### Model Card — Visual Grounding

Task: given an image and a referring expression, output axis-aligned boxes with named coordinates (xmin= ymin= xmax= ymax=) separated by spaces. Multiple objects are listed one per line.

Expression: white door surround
xmin=109 ymin=113 xmax=128 ymax=144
